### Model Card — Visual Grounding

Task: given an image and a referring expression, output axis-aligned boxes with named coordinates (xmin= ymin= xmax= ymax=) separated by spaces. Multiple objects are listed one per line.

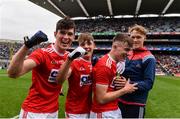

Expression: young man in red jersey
xmin=56 ymin=33 xmax=95 ymax=118
xmin=90 ymin=34 xmax=138 ymax=118
xmin=7 ymin=17 xmax=76 ymax=118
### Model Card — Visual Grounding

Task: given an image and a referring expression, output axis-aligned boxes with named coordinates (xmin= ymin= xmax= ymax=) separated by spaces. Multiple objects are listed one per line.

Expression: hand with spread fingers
xmin=114 ymin=76 xmax=127 ymax=90
xmin=122 ymin=79 xmax=138 ymax=94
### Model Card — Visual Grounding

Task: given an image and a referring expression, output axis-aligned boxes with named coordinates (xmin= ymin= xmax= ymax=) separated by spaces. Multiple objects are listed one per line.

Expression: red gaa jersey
xmin=91 ymin=54 xmax=118 ymax=112
xmin=22 ymin=44 xmax=69 ymax=113
xmin=66 ymin=57 xmax=92 ymax=114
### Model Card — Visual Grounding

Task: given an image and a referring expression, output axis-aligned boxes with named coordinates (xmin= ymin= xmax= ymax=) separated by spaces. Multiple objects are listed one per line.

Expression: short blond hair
xmin=78 ymin=33 xmax=94 ymax=45
xmin=129 ymin=24 xmax=147 ymax=36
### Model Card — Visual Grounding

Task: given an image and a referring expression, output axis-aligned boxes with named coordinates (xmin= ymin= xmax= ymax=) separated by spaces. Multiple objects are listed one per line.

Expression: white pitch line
xmin=10 ymin=115 xmax=19 ymax=119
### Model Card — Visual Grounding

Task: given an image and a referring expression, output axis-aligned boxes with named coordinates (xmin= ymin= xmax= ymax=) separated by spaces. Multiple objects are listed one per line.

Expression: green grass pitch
xmin=0 ymin=69 xmax=180 ymax=118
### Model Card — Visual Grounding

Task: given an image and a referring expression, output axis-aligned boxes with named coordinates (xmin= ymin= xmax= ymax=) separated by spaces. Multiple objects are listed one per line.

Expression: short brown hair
xmin=56 ymin=17 xmax=76 ymax=32
xmin=113 ymin=33 xmax=133 ymax=48
xmin=129 ymin=24 xmax=147 ymax=36
xmin=78 ymin=33 xmax=94 ymax=45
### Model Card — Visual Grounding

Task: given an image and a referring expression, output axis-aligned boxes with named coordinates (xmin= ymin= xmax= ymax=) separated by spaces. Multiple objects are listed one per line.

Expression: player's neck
xmin=53 ymin=44 xmax=66 ymax=54
xmin=109 ymin=51 xmax=117 ymax=62
xmin=82 ymin=55 xmax=91 ymax=61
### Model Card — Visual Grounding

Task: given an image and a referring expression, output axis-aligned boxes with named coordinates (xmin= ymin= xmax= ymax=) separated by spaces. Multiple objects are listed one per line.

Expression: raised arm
xmin=7 ymin=45 xmax=36 ymax=78
xmin=56 ymin=46 xmax=86 ymax=84
xmin=56 ymin=58 xmax=72 ymax=85
xmin=7 ymin=31 xmax=48 ymax=78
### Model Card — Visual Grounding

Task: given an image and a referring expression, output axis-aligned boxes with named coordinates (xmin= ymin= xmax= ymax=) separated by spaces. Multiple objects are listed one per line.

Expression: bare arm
xmin=7 ymin=45 xmax=36 ymax=78
xmin=56 ymin=58 xmax=73 ymax=85
xmin=56 ymin=46 xmax=87 ymax=84
xmin=96 ymin=80 xmax=138 ymax=104
xmin=7 ymin=31 xmax=49 ymax=78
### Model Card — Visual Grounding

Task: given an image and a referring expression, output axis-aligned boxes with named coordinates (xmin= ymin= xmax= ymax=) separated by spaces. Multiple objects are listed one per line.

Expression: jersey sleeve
xmin=27 ymin=48 xmax=45 ymax=65
xmin=94 ymin=66 xmax=112 ymax=85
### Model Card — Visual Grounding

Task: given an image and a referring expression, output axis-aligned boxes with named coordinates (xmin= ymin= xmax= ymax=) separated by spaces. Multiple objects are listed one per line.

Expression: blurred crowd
xmin=155 ymin=54 xmax=180 ymax=76
xmin=0 ymin=42 xmax=179 ymax=76
xmin=75 ymin=17 xmax=180 ymax=33
xmin=0 ymin=17 xmax=180 ymax=75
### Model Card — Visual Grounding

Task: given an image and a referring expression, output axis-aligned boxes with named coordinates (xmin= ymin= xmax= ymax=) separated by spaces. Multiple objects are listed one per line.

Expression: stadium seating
xmin=75 ymin=17 xmax=180 ymax=33
xmin=0 ymin=17 xmax=179 ymax=76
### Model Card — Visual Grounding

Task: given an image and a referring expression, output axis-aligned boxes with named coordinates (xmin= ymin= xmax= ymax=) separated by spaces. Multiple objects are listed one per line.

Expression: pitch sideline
xmin=10 ymin=115 xmax=19 ymax=119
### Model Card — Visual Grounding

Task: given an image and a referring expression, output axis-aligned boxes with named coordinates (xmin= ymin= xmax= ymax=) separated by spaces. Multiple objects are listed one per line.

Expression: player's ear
xmin=54 ymin=31 xmax=57 ymax=37
xmin=142 ymin=34 xmax=146 ymax=40
xmin=144 ymin=36 xmax=146 ymax=40
xmin=113 ymin=44 xmax=117 ymax=49
xmin=93 ymin=42 xmax=96 ymax=48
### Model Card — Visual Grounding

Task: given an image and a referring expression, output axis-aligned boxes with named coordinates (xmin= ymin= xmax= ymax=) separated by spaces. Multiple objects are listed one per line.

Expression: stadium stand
xmin=14 ymin=0 xmax=179 ymax=78
xmin=0 ymin=17 xmax=180 ymax=76
xmin=75 ymin=17 xmax=180 ymax=33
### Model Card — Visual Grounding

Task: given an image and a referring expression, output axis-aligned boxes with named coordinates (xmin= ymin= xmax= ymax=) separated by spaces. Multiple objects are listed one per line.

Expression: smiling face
xmin=129 ymin=24 xmax=147 ymax=49
xmin=54 ymin=28 xmax=75 ymax=51
xmin=80 ymin=40 xmax=95 ymax=59
xmin=54 ymin=17 xmax=76 ymax=52
xmin=114 ymin=42 xmax=131 ymax=61
xmin=110 ymin=34 xmax=133 ymax=62
xmin=78 ymin=33 xmax=95 ymax=60
xmin=130 ymin=30 xmax=146 ymax=49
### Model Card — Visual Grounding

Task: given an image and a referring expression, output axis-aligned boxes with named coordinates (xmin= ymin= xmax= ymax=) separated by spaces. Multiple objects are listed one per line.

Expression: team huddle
xmin=7 ymin=17 xmax=156 ymax=119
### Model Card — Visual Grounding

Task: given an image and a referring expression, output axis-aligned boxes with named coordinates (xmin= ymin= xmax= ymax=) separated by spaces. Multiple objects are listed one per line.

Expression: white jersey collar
xmin=51 ymin=44 xmax=67 ymax=56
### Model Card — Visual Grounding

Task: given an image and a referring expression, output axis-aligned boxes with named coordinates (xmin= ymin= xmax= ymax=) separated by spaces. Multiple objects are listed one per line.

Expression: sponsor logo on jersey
xmin=80 ymin=74 xmax=92 ymax=87
xmin=48 ymin=69 xmax=58 ymax=83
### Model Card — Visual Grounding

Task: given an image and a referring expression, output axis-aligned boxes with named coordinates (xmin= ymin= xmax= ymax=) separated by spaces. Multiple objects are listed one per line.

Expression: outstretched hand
xmin=114 ymin=76 xmax=126 ymax=90
xmin=123 ymin=79 xmax=138 ymax=93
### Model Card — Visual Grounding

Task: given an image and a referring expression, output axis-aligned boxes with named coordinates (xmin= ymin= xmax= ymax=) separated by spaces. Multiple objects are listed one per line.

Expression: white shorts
xmin=65 ymin=112 xmax=90 ymax=119
xmin=19 ymin=108 xmax=58 ymax=119
xmin=90 ymin=108 xmax=122 ymax=119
